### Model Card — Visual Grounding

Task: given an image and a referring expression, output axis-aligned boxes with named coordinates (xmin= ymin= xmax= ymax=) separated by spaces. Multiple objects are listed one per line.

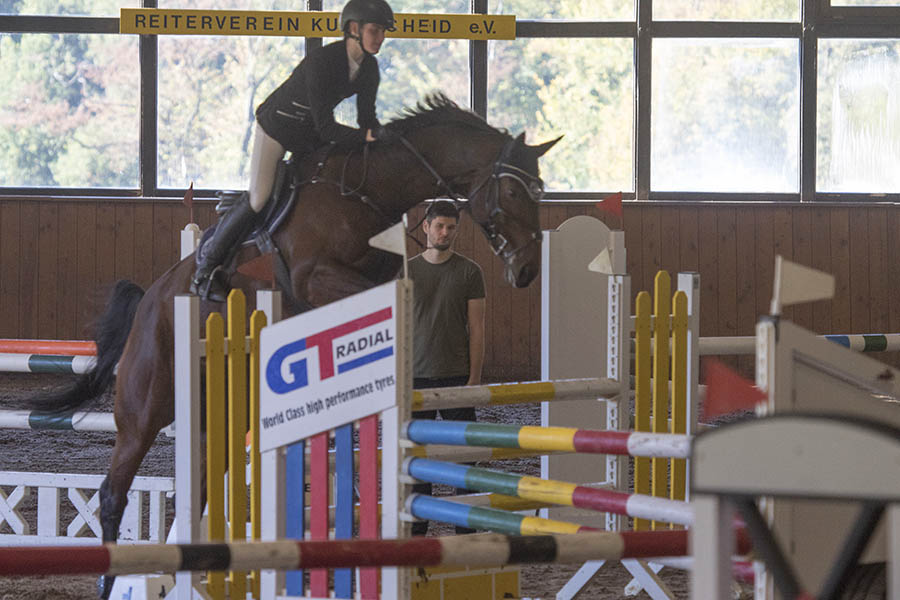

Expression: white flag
xmin=368 ymin=220 xmax=407 ymax=259
xmin=770 ymin=255 xmax=835 ymax=315
xmin=588 ymin=248 xmax=613 ymax=274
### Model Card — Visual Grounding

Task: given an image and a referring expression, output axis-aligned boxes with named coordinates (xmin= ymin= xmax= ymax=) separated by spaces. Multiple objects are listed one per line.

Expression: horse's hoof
xmin=97 ymin=574 xmax=115 ymax=599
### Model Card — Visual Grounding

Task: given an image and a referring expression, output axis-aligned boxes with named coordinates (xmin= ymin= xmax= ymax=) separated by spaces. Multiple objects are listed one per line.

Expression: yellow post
xmin=227 ymin=289 xmax=247 ymax=599
xmin=248 ymin=309 xmax=266 ymax=599
xmin=205 ymin=312 xmax=226 ymax=600
xmin=669 ymin=291 xmax=689 ymax=527
xmin=633 ymin=291 xmax=651 ymax=531
xmin=651 ymin=271 xmax=671 ymax=530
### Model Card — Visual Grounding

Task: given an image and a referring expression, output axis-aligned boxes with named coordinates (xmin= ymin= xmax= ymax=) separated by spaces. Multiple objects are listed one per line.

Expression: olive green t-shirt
xmin=408 ymin=252 xmax=485 ymax=378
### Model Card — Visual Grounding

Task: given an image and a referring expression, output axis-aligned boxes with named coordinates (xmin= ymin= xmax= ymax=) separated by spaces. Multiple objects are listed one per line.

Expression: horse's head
xmin=376 ymin=93 xmax=560 ymax=288
xmin=467 ymin=132 xmax=561 ymax=288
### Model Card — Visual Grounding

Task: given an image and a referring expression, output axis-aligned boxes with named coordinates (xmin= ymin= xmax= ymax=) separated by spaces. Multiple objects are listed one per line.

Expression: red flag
xmin=702 ymin=358 xmax=766 ymax=420
xmin=238 ymin=252 xmax=276 ymax=288
xmin=596 ymin=191 xmax=623 ymax=218
xmin=183 ymin=182 xmax=194 ymax=224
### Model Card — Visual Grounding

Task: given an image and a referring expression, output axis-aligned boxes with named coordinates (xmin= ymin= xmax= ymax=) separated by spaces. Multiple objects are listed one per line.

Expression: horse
xmin=32 ymin=93 xmax=559 ymax=598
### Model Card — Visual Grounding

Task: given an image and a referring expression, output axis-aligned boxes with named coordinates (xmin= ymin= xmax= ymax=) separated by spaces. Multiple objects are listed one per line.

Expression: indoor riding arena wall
xmin=3 ymin=197 xmax=900 ymax=380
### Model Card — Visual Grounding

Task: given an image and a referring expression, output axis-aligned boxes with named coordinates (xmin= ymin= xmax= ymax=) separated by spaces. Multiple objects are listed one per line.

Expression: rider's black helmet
xmin=340 ymin=0 xmax=395 ymax=32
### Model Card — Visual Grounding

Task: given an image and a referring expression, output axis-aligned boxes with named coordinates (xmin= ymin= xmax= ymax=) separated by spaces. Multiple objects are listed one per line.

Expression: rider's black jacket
xmin=255 ymin=38 xmax=380 ymax=155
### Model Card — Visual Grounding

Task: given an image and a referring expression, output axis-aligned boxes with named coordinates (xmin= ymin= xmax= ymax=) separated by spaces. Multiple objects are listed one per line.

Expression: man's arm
xmin=467 ymin=297 xmax=485 ymax=386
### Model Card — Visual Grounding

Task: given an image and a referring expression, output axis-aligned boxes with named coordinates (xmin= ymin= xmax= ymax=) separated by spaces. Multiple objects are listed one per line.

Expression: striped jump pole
xmin=404 ymin=420 xmax=691 ymax=459
xmin=407 ymin=494 xmax=600 ymax=535
xmin=0 ymin=353 xmax=96 ymax=374
xmin=405 ymin=495 xmax=753 ymax=556
xmin=403 ymin=458 xmax=695 ymax=527
xmin=413 ymin=377 xmax=621 ymax=411
xmin=0 ymin=531 xmax=732 ymax=577
xmin=697 ymin=333 xmax=900 ymax=356
xmin=0 ymin=339 xmax=97 ymax=356
xmin=0 ymin=409 xmax=116 ymax=432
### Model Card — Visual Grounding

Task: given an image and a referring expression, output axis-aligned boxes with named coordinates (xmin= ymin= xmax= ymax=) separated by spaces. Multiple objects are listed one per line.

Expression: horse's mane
xmin=386 ymin=92 xmax=507 ymax=137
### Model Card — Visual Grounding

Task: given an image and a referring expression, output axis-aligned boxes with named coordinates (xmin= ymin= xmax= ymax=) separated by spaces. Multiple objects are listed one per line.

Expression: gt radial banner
xmin=120 ymin=9 xmax=516 ymax=40
xmin=259 ymin=281 xmax=400 ymax=452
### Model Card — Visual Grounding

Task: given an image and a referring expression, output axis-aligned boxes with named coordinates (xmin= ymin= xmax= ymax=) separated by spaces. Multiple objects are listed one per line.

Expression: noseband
xmin=399 ymin=136 xmax=544 ymax=260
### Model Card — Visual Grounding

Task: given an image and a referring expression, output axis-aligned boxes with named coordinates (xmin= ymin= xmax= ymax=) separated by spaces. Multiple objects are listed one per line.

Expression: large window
xmin=816 ymin=39 xmax=900 ymax=192
xmin=2 ymin=0 xmax=899 ymax=201
xmin=0 ymin=33 xmax=139 ymax=187
xmin=652 ymin=39 xmax=799 ymax=193
xmin=488 ymin=37 xmax=633 ymax=191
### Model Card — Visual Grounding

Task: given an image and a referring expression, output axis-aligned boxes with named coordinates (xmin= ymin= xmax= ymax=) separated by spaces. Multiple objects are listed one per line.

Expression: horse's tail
xmin=32 ymin=280 xmax=145 ymax=414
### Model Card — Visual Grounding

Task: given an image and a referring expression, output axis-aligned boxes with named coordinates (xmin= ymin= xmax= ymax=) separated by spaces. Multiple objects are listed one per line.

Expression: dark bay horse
xmin=34 ymin=93 xmax=559 ymax=598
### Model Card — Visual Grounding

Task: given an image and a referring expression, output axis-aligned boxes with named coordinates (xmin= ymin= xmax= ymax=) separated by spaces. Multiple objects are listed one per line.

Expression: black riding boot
xmin=190 ymin=192 xmax=257 ymax=302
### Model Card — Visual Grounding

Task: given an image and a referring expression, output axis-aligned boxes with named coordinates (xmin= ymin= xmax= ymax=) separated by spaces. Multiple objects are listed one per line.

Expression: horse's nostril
xmin=516 ymin=264 xmax=538 ymax=287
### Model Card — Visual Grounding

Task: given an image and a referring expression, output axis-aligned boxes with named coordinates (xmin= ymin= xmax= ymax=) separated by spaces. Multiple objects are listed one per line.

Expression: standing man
xmin=408 ymin=200 xmax=485 ymax=535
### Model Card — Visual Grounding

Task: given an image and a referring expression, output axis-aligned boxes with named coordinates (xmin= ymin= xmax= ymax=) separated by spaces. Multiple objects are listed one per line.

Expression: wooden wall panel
xmin=868 ymin=207 xmax=889 ymax=333
xmin=848 ymin=210 xmax=870 ymax=333
xmin=133 ymin=203 xmax=154 ymax=287
xmin=153 ymin=203 xmax=175 ymax=280
xmin=678 ymin=207 xmax=699 ymax=273
xmin=696 ymin=208 xmax=719 ymax=338
xmin=0 ymin=202 xmax=20 ymax=338
xmin=37 ymin=203 xmax=59 ymax=339
xmin=715 ymin=208 xmax=738 ymax=370
xmin=640 ymin=207 xmax=661 ymax=299
xmin=75 ymin=204 xmax=97 ymax=340
xmin=810 ymin=207 xmax=833 ymax=334
xmin=735 ymin=207 xmax=757 ymax=374
xmin=57 ymin=204 xmax=79 ymax=340
xmin=889 ymin=209 xmax=900 ymax=333
xmin=96 ymin=204 xmax=117 ymax=301
xmin=114 ymin=205 xmax=134 ymax=283
xmin=3 ymin=198 xmax=900 ymax=381
xmin=830 ymin=208 xmax=851 ymax=333
xmin=791 ymin=208 xmax=813 ymax=330
xmin=772 ymin=207 xmax=794 ymax=322
xmin=622 ymin=204 xmax=643 ymax=298
xmin=754 ymin=208 xmax=775 ymax=324
xmin=659 ymin=207 xmax=681 ymax=280
xmin=19 ymin=202 xmax=40 ymax=339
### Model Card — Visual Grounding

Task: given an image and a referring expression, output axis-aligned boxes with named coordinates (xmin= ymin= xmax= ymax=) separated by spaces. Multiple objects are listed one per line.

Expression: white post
xmin=677 ymin=272 xmax=700 ymax=496
xmin=180 ymin=224 xmax=200 ymax=260
xmin=258 ymin=289 xmax=284 ymax=600
xmin=174 ymin=294 xmax=201 ymax=599
xmin=889 ymin=504 xmax=900 ymax=600
xmin=256 ymin=289 xmax=282 ymax=325
xmin=260 ymin=447 xmax=286 ymax=600
xmin=690 ymin=494 xmax=735 ymax=600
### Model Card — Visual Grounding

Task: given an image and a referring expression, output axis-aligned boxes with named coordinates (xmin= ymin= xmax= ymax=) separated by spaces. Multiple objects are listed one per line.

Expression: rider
xmin=190 ymin=0 xmax=395 ymax=301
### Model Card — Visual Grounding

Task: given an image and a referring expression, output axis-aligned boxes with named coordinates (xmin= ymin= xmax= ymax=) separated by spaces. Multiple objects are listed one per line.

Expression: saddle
xmin=197 ymin=148 xmax=331 ymax=313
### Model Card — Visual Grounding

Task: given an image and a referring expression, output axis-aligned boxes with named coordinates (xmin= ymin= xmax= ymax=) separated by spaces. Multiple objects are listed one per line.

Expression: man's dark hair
xmin=425 ymin=200 xmax=460 ymax=223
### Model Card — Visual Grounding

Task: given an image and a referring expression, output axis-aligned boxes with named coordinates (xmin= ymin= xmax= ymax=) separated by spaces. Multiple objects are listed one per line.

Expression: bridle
xmin=399 ymin=135 xmax=544 ymax=260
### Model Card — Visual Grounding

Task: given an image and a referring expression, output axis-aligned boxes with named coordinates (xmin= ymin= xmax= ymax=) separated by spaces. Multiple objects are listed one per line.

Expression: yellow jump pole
xmin=651 ymin=271 xmax=671 ymax=531
xmin=227 ymin=289 xmax=247 ymax=599
xmin=670 ymin=291 xmax=689 ymax=527
xmin=205 ymin=312 xmax=226 ymax=600
xmin=248 ymin=309 xmax=266 ymax=599
xmin=633 ymin=291 xmax=651 ymax=531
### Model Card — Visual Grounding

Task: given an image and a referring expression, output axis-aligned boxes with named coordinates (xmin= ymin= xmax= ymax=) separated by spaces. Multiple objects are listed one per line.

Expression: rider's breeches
xmin=249 ymin=123 xmax=286 ymax=213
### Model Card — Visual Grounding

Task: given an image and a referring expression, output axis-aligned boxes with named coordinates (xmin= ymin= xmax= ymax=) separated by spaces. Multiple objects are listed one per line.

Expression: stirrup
xmin=190 ymin=266 xmax=229 ymax=302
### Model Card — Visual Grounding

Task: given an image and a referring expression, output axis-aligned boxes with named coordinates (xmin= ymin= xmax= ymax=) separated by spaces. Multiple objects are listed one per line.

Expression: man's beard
xmin=431 ymin=242 xmax=451 ymax=251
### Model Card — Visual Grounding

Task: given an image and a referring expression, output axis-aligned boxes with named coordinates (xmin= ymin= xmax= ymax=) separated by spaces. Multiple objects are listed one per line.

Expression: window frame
xmin=1 ymin=0 xmax=899 ymax=201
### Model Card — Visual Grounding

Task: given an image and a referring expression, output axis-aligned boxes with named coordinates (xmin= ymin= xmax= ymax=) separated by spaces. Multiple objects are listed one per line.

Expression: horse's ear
xmin=515 ymin=132 xmax=526 ymax=144
xmin=530 ymin=135 xmax=563 ymax=157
